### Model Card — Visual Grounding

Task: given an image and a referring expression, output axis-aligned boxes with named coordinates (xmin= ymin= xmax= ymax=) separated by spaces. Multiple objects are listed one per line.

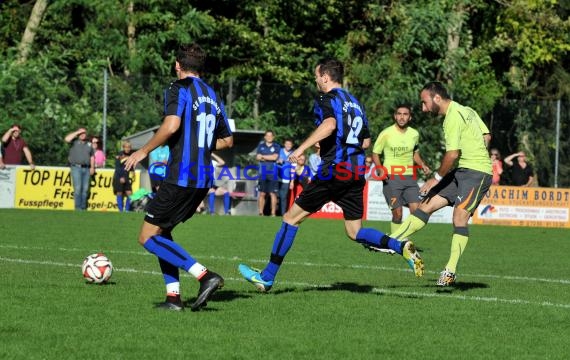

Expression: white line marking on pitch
xmin=2 ymin=243 xmax=569 ymax=285
xmin=1 ymin=256 xmax=569 ymax=310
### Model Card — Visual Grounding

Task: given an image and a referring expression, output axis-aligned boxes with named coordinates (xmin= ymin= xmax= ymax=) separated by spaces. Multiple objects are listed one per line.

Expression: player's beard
xmin=431 ymin=102 xmax=441 ymax=116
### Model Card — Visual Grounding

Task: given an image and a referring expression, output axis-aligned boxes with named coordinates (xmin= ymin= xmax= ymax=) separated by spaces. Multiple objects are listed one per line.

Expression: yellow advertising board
xmin=472 ymin=185 xmax=570 ymax=228
xmin=14 ymin=166 xmax=140 ymax=211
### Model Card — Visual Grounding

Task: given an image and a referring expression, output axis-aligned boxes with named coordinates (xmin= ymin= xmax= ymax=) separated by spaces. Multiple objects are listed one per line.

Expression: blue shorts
xmin=258 ymin=178 xmax=279 ymax=193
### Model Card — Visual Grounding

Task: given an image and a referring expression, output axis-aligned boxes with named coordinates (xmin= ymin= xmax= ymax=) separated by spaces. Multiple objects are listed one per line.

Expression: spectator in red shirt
xmin=1 ymin=124 xmax=35 ymax=169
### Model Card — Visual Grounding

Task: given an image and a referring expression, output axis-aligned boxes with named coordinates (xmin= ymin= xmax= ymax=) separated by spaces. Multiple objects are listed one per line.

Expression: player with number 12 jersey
xmin=237 ymin=58 xmax=424 ymax=294
xmin=313 ymin=89 xmax=370 ymax=177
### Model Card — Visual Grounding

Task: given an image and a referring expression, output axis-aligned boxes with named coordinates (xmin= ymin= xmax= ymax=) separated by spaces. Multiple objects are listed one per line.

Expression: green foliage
xmin=496 ymin=0 xmax=570 ymax=68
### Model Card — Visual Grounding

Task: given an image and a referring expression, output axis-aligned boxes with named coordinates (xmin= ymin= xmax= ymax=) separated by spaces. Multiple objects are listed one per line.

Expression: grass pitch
xmin=0 ymin=209 xmax=569 ymax=359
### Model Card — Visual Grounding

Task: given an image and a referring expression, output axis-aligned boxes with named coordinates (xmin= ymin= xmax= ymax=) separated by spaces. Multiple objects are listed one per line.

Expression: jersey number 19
xmin=197 ymin=112 xmax=215 ymax=149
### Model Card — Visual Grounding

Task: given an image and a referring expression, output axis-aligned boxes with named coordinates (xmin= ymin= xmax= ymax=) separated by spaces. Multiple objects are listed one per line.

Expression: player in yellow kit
xmin=372 ymin=104 xmax=430 ymax=235
xmin=390 ymin=82 xmax=492 ymax=287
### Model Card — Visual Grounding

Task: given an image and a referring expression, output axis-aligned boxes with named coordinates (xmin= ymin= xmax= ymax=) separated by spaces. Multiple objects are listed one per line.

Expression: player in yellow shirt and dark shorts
xmin=372 ymin=103 xmax=430 ymax=235
xmin=390 ymin=82 xmax=492 ymax=287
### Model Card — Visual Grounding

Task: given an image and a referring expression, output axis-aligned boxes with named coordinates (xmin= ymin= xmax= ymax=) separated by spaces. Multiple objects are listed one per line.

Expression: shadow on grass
xmin=431 ymin=281 xmax=489 ymax=293
xmin=208 ymin=289 xmax=253 ymax=302
xmin=84 ymin=281 xmax=117 ymax=286
xmin=304 ymin=282 xmax=375 ymax=294
xmin=177 ymin=289 xmax=252 ymax=311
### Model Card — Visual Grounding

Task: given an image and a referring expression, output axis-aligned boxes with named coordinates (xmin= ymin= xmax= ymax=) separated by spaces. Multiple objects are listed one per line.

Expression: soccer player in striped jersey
xmin=124 ymin=43 xmax=233 ymax=311
xmin=238 ymin=58 xmax=424 ymax=292
xmin=372 ymin=104 xmax=431 ymax=234
xmin=390 ymin=81 xmax=492 ymax=287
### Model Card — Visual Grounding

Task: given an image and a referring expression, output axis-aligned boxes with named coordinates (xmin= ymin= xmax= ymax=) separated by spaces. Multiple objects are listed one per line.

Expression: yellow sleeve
xmin=373 ymin=130 xmax=388 ymax=155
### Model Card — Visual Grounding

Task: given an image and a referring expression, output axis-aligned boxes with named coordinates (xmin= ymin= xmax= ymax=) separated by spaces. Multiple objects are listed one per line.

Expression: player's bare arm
xmin=215 ymin=136 xmax=233 ymax=150
xmin=371 ymin=152 xmax=385 ymax=178
xmin=420 ymin=149 xmax=459 ymax=194
xmin=288 ymin=117 xmax=335 ymax=163
xmin=413 ymin=151 xmax=431 ymax=175
xmin=124 ymin=115 xmax=180 ymax=171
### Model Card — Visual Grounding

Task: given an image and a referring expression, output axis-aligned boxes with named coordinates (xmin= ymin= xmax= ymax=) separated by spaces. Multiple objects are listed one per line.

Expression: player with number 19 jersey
xmin=313 ymin=89 xmax=370 ymax=176
xmin=163 ymin=77 xmax=232 ymax=189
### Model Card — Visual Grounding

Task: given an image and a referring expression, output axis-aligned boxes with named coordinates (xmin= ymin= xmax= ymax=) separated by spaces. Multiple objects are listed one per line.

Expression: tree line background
xmin=0 ymin=0 xmax=569 ymax=186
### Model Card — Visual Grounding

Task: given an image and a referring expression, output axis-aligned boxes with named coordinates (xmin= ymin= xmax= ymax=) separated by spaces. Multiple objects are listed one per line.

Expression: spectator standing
xmin=504 ymin=151 xmax=534 ymax=186
xmin=289 ymin=152 xmax=312 ymax=199
xmin=113 ymin=141 xmax=135 ymax=212
xmin=277 ymin=139 xmax=295 ymax=215
xmin=148 ymin=144 xmax=170 ymax=192
xmin=123 ymin=43 xmax=233 ymax=311
xmin=1 ymin=124 xmax=35 ymax=168
xmin=308 ymin=142 xmax=321 ymax=175
xmin=64 ymin=128 xmax=95 ymax=210
xmin=256 ymin=130 xmax=281 ymax=216
xmin=490 ymin=148 xmax=503 ymax=185
xmin=207 ymin=152 xmax=231 ymax=215
xmin=364 ymin=155 xmax=374 ymax=180
xmin=91 ymin=136 xmax=106 ymax=168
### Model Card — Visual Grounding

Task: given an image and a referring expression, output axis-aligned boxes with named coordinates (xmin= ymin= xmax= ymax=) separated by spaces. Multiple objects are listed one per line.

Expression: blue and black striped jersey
xmin=313 ymin=88 xmax=370 ymax=173
xmin=163 ymin=76 xmax=232 ymax=188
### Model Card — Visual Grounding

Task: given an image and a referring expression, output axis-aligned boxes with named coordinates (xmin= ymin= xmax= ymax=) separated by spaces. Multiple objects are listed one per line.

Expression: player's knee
xmin=392 ymin=216 xmax=402 ymax=223
xmin=282 ymin=212 xmax=302 ymax=226
xmin=138 ymin=235 xmax=148 ymax=246
xmin=343 ymin=226 xmax=359 ymax=241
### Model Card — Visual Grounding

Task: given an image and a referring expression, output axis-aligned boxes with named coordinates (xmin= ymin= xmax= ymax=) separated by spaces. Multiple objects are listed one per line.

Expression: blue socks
xmin=143 ymin=235 xmax=197 ymax=272
xmin=155 ymin=233 xmax=179 ymax=286
xmin=158 ymin=258 xmax=179 ymax=285
xmin=116 ymin=195 xmax=131 ymax=212
xmin=356 ymin=228 xmax=403 ymax=254
xmin=209 ymin=192 xmax=232 ymax=214
xmin=224 ymin=192 xmax=231 ymax=214
xmin=116 ymin=195 xmax=123 ymax=212
xmin=261 ymin=222 xmax=298 ymax=281
xmin=209 ymin=192 xmax=215 ymax=214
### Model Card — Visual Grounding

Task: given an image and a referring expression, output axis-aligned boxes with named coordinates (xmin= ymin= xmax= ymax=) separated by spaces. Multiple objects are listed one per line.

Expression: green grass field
xmin=1 ymin=209 xmax=569 ymax=360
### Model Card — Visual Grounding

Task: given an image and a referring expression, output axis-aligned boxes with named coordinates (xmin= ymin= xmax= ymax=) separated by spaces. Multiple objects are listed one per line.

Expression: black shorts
xmin=295 ymin=172 xmax=365 ymax=220
xmin=113 ymin=176 xmax=132 ymax=194
xmin=144 ymin=182 xmax=209 ymax=230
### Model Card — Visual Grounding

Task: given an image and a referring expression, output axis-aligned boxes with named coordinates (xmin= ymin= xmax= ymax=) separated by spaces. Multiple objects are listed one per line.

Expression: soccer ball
xmin=82 ymin=253 xmax=113 ymax=284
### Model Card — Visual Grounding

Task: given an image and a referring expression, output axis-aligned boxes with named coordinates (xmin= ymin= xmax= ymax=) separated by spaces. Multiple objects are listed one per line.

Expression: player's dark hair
xmin=176 ymin=43 xmax=206 ymax=74
xmin=421 ymin=81 xmax=450 ymax=100
xmin=394 ymin=103 xmax=413 ymax=115
xmin=317 ymin=58 xmax=344 ymax=84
